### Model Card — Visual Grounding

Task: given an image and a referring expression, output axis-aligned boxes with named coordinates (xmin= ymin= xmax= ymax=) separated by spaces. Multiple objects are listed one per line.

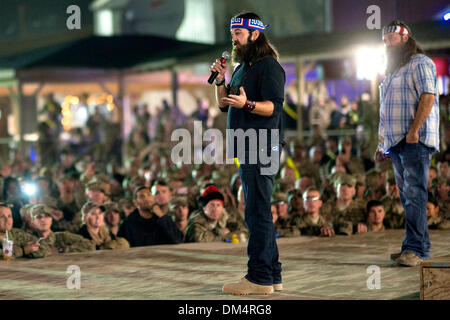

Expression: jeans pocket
xmin=404 ymin=141 xmax=418 ymax=152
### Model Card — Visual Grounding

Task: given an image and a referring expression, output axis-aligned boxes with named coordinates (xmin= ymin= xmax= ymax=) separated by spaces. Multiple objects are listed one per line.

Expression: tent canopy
xmin=0 ymin=35 xmax=213 ymax=70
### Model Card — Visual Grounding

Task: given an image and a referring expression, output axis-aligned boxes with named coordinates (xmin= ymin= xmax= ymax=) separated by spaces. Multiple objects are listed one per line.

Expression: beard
xmin=232 ymin=36 xmax=256 ymax=64
xmin=385 ymin=42 xmax=408 ymax=74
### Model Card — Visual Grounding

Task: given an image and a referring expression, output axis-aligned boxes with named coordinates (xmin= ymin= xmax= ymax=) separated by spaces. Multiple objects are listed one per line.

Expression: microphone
xmin=208 ymin=51 xmax=230 ymax=84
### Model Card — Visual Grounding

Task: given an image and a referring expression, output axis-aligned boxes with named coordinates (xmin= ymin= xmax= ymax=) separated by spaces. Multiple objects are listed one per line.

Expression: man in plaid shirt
xmin=376 ymin=21 xmax=439 ymax=267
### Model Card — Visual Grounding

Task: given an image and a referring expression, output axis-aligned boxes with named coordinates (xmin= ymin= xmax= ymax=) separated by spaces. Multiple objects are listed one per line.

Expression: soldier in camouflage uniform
xmin=337 ymin=136 xmax=365 ymax=175
xmin=426 ymin=194 xmax=450 ymax=230
xmin=55 ymin=175 xmax=82 ymax=232
xmin=27 ymin=204 xmax=96 ymax=255
xmin=168 ymin=196 xmax=190 ymax=240
xmin=434 ymin=178 xmax=450 ymax=221
xmin=186 ymin=186 xmax=248 ymax=243
xmin=287 ymin=189 xmax=304 ymax=217
xmin=0 ymin=204 xmax=47 ymax=259
xmin=272 ymin=192 xmax=300 ymax=237
xmin=354 ymin=174 xmax=366 ymax=202
xmin=78 ymin=201 xmax=130 ymax=250
xmin=103 ymin=201 xmax=124 ymax=237
xmin=20 ymin=204 xmax=35 ymax=233
xmin=291 ymin=187 xmax=334 ymax=237
xmin=381 ymin=176 xmax=405 ymax=229
xmin=52 ymin=179 xmax=108 ymax=234
xmin=366 ymin=200 xmax=386 ymax=232
xmin=320 ymin=174 xmax=366 ymax=235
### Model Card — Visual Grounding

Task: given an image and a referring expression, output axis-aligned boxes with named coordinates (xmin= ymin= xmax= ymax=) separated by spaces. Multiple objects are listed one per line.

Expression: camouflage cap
xmin=329 ymin=171 xmax=346 ymax=185
xmin=287 ymin=189 xmax=303 ymax=203
xmin=433 ymin=177 xmax=450 ymax=187
xmin=93 ymin=174 xmax=110 ymax=185
xmin=354 ymin=173 xmax=366 ymax=185
xmin=86 ymin=179 xmax=105 ymax=193
xmin=103 ymin=201 xmax=121 ymax=214
xmin=40 ymin=196 xmax=58 ymax=209
xmin=271 ymin=192 xmax=288 ymax=204
xmin=335 ymin=174 xmax=356 ymax=188
xmin=30 ymin=204 xmax=53 ymax=219
xmin=58 ymin=174 xmax=74 ymax=184
xmin=169 ymin=196 xmax=189 ymax=210
xmin=81 ymin=201 xmax=105 ymax=217
xmin=366 ymin=169 xmax=380 ymax=188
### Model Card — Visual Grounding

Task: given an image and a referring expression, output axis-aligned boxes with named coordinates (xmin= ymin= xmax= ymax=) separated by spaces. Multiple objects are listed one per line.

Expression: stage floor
xmin=1 ymin=229 xmax=449 ymax=300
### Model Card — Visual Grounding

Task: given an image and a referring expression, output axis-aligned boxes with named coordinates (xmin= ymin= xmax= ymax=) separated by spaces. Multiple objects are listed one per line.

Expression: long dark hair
xmin=401 ymin=36 xmax=425 ymax=65
xmin=233 ymin=12 xmax=279 ymax=63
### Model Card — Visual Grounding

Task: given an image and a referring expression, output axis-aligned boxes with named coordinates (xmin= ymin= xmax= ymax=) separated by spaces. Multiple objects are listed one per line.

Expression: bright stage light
xmin=23 ymin=183 xmax=37 ymax=197
xmin=444 ymin=12 xmax=450 ymax=21
xmin=356 ymin=46 xmax=386 ymax=80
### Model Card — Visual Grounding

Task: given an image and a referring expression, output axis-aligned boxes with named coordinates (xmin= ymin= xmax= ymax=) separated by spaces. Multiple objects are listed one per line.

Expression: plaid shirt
xmin=378 ymin=54 xmax=440 ymax=153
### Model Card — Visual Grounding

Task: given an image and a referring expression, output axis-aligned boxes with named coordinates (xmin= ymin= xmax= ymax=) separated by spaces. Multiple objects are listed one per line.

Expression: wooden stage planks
xmin=0 ymin=229 xmax=449 ymax=300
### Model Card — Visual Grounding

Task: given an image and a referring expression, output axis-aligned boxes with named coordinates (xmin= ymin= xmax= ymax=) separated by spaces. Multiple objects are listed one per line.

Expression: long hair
xmin=233 ymin=12 xmax=279 ymax=63
xmin=401 ymin=36 xmax=425 ymax=66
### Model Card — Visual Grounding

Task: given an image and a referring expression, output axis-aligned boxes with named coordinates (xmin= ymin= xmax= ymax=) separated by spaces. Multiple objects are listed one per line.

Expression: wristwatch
xmin=214 ymin=77 xmax=225 ymax=86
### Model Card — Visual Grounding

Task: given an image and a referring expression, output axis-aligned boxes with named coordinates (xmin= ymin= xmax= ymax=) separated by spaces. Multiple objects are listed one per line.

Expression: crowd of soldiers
xmin=1 ymin=133 xmax=449 ymax=260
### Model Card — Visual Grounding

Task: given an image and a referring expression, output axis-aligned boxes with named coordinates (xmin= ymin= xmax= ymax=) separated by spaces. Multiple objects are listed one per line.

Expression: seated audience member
xmin=236 ymin=186 xmax=246 ymax=223
xmin=118 ymin=186 xmax=184 ymax=247
xmin=151 ymin=179 xmax=172 ymax=215
xmin=295 ymin=175 xmax=314 ymax=195
xmin=293 ymin=187 xmax=333 ymax=237
xmin=79 ymin=201 xmax=129 ymax=250
xmin=287 ymin=189 xmax=304 ymax=217
xmin=0 ymin=203 xmax=47 ymax=259
xmin=169 ymin=196 xmax=190 ymax=239
xmin=381 ymin=176 xmax=405 ymax=229
xmin=337 ymin=136 xmax=365 ymax=174
xmin=354 ymin=174 xmax=366 ymax=201
xmin=85 ymin=179 xmax=108 ymax=205
xmin=186 ymin=185 xmax=248 ymax=243
xmin=272 ymin=192 xmax=300 ymax=237
xmin=434 ymin=178 xmax=450 ymax=220
xmin=103 ymin=202 xmax=124 ymax=237
xmin=54 ymin=175 xmax=82 ymax=233
xmin=118 ymin=198 xmax=136 ymax=218
xmin=364 ymin=200 xmax=386 ymax=233
xmin=321 ymin=174 xmax=366 ymax=235
xmin=426 ymin=194 xmax=450 ymax=230
xmin=220 ymin=183 xmax=246 ymax=231
xmin=271 ymin=203 xmax=278 ymax=225
xmin=29 ymin=204 xmax=95 ymax=254
xmin=20 ymin=204 xmax=35 ymax=233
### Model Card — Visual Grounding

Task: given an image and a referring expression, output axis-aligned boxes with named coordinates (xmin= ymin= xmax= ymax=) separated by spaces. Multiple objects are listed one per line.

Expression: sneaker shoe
xmin=273 ymin=283 xmax=283 ymax=291
xmin=395 ymin=251 xmax=423 ymax=267
xmin=222 ymin=277 xmax=274 ymax=295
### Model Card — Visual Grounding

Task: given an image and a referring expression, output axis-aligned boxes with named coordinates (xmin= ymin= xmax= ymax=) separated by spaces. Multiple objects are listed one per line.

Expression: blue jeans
xmin=389 ymin=139 xmax=434 ymax=258
xmin=238 ymin=150 xmax=282 ymax=286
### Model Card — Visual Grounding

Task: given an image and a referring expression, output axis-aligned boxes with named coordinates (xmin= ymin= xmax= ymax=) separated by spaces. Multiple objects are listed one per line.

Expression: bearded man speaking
xmin=375 ymin=21 xmax=439 ymax=267
xmin=209 ymin=11 xmax=285 ymax=295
